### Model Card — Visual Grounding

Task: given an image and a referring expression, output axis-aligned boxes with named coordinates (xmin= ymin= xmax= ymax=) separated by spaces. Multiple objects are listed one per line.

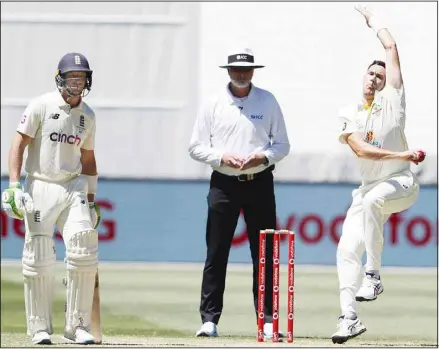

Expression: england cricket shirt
xmin=17 ymin=90 xmax=96 ymax=182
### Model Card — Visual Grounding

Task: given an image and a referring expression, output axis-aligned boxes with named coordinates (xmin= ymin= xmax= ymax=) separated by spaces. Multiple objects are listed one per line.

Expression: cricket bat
xmin=63 ymin=270 xmax=102 ymax=344
xmin=91 ymin=271 xmax=102 ymax=344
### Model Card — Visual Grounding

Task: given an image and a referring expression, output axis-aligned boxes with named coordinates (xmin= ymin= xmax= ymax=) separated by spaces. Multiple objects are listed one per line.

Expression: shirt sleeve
xmin=262 ymin=96 xmax=290 ymax=166
xmin=17 ymin=99 xmax=41 ymax=138
xmin=81 ymin=117 xmax=96 ymax=150
xmin=338 ymin=104 xmax=360 ymax=144
xmin=379 ymin=84 xmax=406 ymax=126
xmin=188 ymin=101 xmax=223 ymax=167
xmin=381 ymin=84 xmax=405 ymax=106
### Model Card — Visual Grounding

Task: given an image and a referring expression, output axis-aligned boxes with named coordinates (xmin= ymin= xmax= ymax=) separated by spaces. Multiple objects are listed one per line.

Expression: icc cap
xmin=219 ymin=48 xmax=265 ymax=69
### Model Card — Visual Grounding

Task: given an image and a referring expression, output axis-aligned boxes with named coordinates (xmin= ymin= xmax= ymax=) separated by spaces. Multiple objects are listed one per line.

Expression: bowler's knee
xmin=65 ymin=230 xmax=98 ymax=271
xmin=337 ymin=234 xmax=362 ymax=266
xmin=362 ymin=192 xmax=384 ymax=213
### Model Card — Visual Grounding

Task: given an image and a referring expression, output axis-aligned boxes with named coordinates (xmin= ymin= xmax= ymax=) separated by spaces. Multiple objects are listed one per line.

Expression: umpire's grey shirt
xmin=189 ymin=83 xmax=290 ymax=176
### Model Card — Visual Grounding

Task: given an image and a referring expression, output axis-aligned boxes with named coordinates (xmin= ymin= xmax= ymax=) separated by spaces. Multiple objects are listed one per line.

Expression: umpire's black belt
xmin=213 ymin=165 xmax=275 ymax=182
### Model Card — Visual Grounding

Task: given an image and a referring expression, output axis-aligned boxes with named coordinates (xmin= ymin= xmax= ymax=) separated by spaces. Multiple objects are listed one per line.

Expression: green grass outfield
xmin=1 ymin=261 xmax=437 ymax=347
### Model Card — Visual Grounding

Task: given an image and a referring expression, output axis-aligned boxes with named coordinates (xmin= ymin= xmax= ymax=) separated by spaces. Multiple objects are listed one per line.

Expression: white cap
xmin=219 ymin=48 xmax=265 ymax=68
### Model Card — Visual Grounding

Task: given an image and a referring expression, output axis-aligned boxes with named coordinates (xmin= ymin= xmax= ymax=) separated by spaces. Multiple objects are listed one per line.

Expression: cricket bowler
xmin=331 ymin=6 xmax=426 ymax=344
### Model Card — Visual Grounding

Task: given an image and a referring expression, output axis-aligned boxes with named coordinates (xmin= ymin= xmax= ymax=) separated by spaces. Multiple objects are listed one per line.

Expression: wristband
xmin=369 ymin=16 xmax=387 ymax=35
xmin=81 ymin=174 xmax=98 ymax=194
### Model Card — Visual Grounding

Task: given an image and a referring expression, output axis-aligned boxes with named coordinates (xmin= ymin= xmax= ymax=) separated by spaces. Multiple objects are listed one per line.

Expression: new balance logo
xmin=34 ymin=210 xmax=41 ymax=223
xmin=49 ymin=113 xmax=60 ymax=120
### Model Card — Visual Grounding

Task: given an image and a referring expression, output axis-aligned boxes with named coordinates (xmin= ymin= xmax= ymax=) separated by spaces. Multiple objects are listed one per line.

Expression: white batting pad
xmin=65 ymin=230 xmax=98 ymax=334
xmin=22 ymin=236 xmax=56 ymax=336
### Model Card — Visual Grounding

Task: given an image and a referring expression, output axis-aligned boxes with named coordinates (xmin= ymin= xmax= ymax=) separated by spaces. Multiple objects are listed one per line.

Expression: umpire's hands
xmin=240 ymin=153 xmax=267 ymax=171
xmin=221 ymin=153 xmax=245 ymax=168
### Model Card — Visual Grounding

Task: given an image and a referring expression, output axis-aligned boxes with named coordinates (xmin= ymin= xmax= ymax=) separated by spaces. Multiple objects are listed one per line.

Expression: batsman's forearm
xmin=81 ymin=161 xmax=97 ymax=177
xmin=8 ymin=144 xmax=26 ymax=183
xmin=80 ymin=151 xmax=98 ymax=200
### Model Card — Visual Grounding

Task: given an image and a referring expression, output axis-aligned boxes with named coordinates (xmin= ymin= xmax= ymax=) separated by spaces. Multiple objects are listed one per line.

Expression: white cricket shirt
xmin=17 ymin=90 xmax=96 ymax=182
xmin=338 ymin=84 xmax=410 ymax=184
xmin=189 ymin=83 xmax=290 ymax=176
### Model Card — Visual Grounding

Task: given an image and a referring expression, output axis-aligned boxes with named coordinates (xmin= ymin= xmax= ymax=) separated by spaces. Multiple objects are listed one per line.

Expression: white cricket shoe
xmin=64 ymin=327 xmax=96 ymax=344
xmin=263 ymin=322 xmax=285 ymax=340
xmin=195 ymin=321 xmax=218 ymax=337
xmin=356 ymin=273 xmax=384 ymax=302
xmin=31 ymin=331 xmax=51 ymax=345
xmin=331 ymin=316 xmax=366 ymax=344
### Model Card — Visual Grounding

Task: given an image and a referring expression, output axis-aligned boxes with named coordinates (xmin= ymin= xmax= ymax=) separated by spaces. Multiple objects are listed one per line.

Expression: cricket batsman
xmin=332 ymin=5 xmax=426 ymax=344
xmin=1 ymin=52 xmax=101 ymax=345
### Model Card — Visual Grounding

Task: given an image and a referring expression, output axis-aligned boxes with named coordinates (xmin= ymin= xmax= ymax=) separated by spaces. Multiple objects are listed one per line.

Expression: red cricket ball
xmin=417 ymin=150 xmax=426 ymax=162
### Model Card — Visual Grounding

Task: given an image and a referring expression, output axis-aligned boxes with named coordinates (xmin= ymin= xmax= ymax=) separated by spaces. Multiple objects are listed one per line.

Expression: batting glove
xmin=89 ymin=202 xmax=101 ymax=229
xmin=2 ymin=182 xmax=25 ymax=220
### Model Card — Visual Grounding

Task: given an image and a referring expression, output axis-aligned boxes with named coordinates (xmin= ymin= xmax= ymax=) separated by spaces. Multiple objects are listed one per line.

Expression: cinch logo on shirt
xmin=50 ymin=132 xmax=81 ymax=146
xmin=250 ymin=114 xmax=264 ymax=120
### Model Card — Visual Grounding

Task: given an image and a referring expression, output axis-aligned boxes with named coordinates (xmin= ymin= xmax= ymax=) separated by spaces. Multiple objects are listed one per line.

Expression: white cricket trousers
xmin=24 ymin=175 xmax=93 ymax=241
xmin=22 ymin=175 xmax=98 ymax=336
xmin=336 ymin=170 xmax=419 ymax=317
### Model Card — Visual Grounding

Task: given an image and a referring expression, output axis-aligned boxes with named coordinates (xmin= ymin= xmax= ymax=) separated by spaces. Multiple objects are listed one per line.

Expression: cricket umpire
xmin=189 ymin=48 xmax=290 ymax=338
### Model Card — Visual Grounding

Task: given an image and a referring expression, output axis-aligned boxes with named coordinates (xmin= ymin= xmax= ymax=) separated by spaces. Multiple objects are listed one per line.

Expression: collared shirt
xmin=338 ymin=84 xmax=410 ymax=184
xmin=189 ymin=83 xmax=290 ymax=176
xmin=17 ymin=89 xmax=96 ymax=182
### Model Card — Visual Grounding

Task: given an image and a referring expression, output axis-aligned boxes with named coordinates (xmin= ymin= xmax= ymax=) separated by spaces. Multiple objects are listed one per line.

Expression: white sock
xmin=344 ymin=312 xmax=357 ymax=320
xmin=366 ymin=270 xmax=380 ymax=279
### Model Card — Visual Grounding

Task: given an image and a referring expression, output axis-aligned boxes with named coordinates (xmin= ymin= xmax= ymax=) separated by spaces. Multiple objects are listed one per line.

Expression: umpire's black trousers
xmin=199 ymin=165 xmax=276 ymax=325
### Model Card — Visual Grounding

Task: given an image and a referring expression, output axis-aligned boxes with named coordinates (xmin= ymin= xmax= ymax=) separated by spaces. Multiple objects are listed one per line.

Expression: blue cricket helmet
xmin=55 ymin=52 xmax=93 ymax=95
